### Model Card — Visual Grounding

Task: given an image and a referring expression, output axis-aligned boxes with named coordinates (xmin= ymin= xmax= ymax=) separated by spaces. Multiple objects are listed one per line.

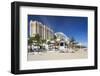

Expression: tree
xmin=41 ymin=39 xmax=46 ymax=44
xmin=47 ymin=41 xmax=51 ymax=45
xmin=34 ymin=34 xmax=40 ymax=41
xmin=28 ymin=37 xmax=34 ymax=45
xmin=34 ymin=34 xmax=41 ymax=46
xmin=54 ymin=35 xmax=57 ymax=40
xmin=69 ymin=37 xmax=77 ymax=49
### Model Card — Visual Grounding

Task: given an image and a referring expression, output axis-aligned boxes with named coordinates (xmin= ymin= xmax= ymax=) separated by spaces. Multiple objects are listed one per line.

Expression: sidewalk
xmin=27 ymin=49 xmax=88 ymax=61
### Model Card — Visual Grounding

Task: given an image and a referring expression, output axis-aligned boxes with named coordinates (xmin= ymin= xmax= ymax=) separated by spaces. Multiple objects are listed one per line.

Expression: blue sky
xmin=28 ymin=15 xmax=88 ymax=46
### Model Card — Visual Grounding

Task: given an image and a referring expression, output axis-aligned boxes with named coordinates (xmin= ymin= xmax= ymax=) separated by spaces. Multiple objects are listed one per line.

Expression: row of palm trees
xmin=28 ymin=34 xmax=80 ymax=50
xmin=28 ymin=34 xmax=46 ymax=46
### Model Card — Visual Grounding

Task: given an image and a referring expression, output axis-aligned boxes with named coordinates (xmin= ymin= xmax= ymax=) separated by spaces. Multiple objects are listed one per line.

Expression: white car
xmin=32 ymin=45 xmax=40 ymax=51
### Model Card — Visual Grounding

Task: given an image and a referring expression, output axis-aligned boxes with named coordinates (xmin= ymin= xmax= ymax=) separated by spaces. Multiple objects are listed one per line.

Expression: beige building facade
xmin=29 ymin=20 xmax=54 ymax=40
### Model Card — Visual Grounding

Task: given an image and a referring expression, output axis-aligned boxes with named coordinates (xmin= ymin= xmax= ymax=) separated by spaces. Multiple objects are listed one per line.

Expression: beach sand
xmin=27 ymin=49 xmax=88 ymax=61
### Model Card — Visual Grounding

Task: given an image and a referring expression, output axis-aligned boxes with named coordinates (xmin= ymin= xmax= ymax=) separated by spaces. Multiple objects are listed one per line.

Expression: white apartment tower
xmin=29 ymin=20 xmax=54 ymax=40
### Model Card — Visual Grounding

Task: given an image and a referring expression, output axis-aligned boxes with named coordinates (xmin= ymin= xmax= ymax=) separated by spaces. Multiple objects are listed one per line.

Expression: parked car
xmin=32 ymin=44 xmax=40 ymax=52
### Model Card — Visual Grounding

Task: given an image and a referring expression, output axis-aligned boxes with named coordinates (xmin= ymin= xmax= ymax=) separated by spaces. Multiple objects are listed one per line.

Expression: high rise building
xmin=29 ymin=20 xmax=54 ymax=40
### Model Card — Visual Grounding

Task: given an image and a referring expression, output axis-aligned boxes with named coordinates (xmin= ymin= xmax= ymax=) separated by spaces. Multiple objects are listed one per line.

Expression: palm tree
xmin=28 ymin=37 xmax=34 ymax=45
xmin=34 ymin=34 xmax=41 ymax=46
xmin=68 ymin=37 xmax=78 ymax=49
xmin=41 ymin=39 xmax=46 ymax=44
xmin=53 ymin=35 xmax=58 ymax=46
xmin=54 ymin=35 xmax=57 ymax=40
xmin=47 ymin=41 xmax=50 ymax=45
